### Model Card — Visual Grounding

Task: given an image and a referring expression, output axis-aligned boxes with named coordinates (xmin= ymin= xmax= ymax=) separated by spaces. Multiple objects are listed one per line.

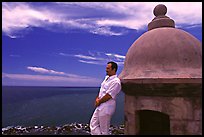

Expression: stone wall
xmin=124 ymin=94 xmax=202 ymax=135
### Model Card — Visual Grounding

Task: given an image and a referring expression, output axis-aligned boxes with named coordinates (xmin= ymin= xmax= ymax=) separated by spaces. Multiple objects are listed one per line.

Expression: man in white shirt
xmin=90 ymin=61 xmax=121 ymax=135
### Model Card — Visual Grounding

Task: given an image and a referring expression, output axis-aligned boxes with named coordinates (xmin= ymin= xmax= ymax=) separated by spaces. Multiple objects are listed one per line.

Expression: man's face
xmin=106 ymin=63 xmax=115 ymax=76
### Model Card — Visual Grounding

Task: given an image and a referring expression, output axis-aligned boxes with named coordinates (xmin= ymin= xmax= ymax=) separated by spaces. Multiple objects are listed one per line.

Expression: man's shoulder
xmin=113 ymin=76 xmax=121 ymax=83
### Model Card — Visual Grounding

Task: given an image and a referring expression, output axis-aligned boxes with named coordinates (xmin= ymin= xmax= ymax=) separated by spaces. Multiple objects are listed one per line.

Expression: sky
xmin=2 ymin=2 xmax=202 ymax=87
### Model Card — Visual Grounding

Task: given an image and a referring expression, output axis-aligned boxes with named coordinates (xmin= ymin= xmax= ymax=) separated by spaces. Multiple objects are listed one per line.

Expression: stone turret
xmin=119 ymin=4 xmax=202 ymax=135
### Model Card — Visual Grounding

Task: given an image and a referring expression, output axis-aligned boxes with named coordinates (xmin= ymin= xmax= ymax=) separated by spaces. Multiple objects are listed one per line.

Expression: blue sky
xmin=2 ymin=2 xmax=202 ymax=87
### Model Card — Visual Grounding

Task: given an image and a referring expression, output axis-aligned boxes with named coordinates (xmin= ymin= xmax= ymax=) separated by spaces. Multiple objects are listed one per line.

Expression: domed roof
xmin=119 ymin=4 xmax=202 ymax=82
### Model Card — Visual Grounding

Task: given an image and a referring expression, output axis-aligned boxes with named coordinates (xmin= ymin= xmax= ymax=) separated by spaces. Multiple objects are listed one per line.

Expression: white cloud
xmin=161 ymin=2 xmax=202 ymax=25
xmin=62 ymin=2 xmax=202 ymax=28
xmin=90 ymin=26 xmax=125 ymax=36
xmin=27 ymin=66 xmax=65 ymax=75
xmin=10 ymin=54 xmax=21 ymax=57
xmin=106 ymin=53 xmax=126 ymax=60
xmin=27 ymin=66 xmax=94 ymax=79
xmin=74 ymin=53 xmax=109 ymax=65
xmin=2 ymin=73 xmax=100 ymax=85
xmin=3 ymin=65 xmax=102 ymax=86
xmin=2 ymin=2 xmax=67 ymax=37
xmin=59 ymin=52 xmax=71 ymax=57
xmin=60 ymin=50 xmax=125 ymax=66
xmin=78 ymin=60 xmax=102 ymax=65
xmin=74 ymin=55 xmax=99 ymax=60
xmin=2 ymin=2 xmax=202 ymax=38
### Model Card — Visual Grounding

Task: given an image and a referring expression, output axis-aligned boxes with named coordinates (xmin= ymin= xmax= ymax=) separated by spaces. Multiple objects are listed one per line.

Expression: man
xmin=90 ymin=61 xmax=121 ymax=135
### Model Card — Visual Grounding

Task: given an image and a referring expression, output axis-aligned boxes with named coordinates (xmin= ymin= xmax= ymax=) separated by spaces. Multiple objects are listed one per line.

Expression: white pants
xmin=90 ymin=108 xmax=112 ymax=135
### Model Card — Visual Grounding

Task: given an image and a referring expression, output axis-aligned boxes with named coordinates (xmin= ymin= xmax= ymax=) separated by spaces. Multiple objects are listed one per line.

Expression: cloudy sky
xmin=2 ymin=2 xmax=202 ymax=87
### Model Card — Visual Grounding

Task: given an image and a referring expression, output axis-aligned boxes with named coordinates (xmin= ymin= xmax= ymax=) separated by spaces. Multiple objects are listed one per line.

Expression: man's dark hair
xmin=107 ymin=61 xmax=118 ymax=72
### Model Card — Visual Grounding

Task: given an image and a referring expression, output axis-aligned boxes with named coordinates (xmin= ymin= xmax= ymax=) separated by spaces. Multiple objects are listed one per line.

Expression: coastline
xmin=2 ymin=123 xmax=124 ymax=135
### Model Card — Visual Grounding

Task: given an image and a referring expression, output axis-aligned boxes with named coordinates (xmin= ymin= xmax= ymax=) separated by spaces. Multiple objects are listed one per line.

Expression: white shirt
xmin=97 ymin=75 xmax=121 ymax=115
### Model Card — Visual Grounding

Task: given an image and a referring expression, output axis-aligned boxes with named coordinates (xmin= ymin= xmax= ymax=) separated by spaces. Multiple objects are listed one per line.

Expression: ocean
xmin=2 ymin=86 xmax=124 ymax=128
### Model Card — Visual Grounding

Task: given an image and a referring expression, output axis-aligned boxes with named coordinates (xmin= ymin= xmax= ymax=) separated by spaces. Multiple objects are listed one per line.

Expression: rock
xmin=2 ymin=123 xmax=124 ymax=135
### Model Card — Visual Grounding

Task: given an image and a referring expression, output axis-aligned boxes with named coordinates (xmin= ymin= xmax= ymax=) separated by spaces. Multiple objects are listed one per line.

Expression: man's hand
xmin=94 ymin=93 xmax=112 ymax=108
xmin=95 ymin=97 xmax=100 ymax=107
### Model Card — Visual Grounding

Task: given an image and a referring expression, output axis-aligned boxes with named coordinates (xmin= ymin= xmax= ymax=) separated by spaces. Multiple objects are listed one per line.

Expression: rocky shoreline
xmin=2 ymin=123 xmax=124 ymax=135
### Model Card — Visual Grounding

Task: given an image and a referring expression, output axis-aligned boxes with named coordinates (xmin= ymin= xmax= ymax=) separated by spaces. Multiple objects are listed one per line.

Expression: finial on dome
xmin=153 ymin=4 xmax=167 ymax=17
xmin=148 ymin=4 xmax=175 ymax=31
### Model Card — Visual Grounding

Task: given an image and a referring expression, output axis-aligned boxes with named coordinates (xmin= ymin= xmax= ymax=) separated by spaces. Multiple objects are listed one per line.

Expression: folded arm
xmin=95 ymin=80 xmax=121 ymax=107
xmin=95 ymin=93 xmax=112 ymax=107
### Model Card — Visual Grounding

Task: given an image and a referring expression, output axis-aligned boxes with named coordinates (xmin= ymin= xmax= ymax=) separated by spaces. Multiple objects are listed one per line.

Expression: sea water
xmin=2 ymin=86 xmax=124 ymax=127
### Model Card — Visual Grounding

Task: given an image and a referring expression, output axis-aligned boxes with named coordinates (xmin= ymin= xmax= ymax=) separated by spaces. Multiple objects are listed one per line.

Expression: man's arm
xmin=95 ymin=81 xmax=121 ymax=107
xmin=95 ymin=93 xmax=112 ymax=107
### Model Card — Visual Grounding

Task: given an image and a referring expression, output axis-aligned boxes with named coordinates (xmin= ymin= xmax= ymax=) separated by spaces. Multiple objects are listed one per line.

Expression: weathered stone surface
xmin=169 ymin=97 xmax=193 ymax=120
xmin=124 ymin=95 xmax=136 ymax=113
xmin=137 ymin=97 xmax=163 ymax=111
xmin=119 ymin=4 xmax=202 ymax=135
xmin=124 ymin=112 xmax=136 ymax=135
xmin=170 ymin=120 xmax=202 ymax=135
